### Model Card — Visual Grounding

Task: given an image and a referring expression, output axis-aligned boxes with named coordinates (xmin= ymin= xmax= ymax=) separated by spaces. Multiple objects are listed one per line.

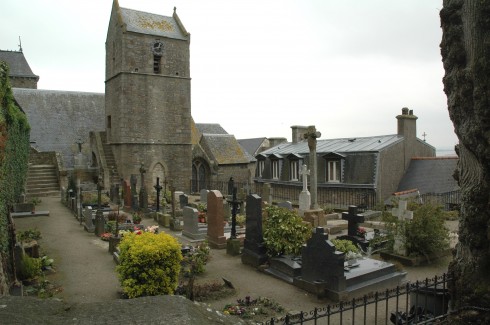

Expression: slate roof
xmin=12 ymin=88 xmax=105 ymax=168
xmin=195 ymin=123 xmax=228 ymax=135
xmin=0 ymin=50 xmax=38 ymax=78
xmin=397 ymin=157 xmax=459 ymax=194
xmin=260 ymin=134 xmax=403 ymax=156
xmin=201 ymin=134 xmax=251 ymax=165
xmin=119 ymin=7 xmax=189 ymax=40
xmin=238 ymin=137 xmax=267 ymax=156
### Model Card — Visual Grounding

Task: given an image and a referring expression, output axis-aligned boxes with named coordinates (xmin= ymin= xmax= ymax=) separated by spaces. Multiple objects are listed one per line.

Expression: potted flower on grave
xmin=331 ymin=238 xmax=362 ymax=265
xmin=132 ymin=213 xmax=142 ymax=224
xmin=356 ymin=227 xmax=367 ymax=239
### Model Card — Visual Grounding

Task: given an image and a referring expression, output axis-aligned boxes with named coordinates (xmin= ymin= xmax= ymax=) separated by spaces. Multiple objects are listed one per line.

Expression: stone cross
xmin=392 ymin=200 xmax=413 ymax=221
xmin=342 ymin=205 xmax=365 ymax=237
xmin=300 ymin=164 xmax=310 ymax=192
xmin=391 ymin=200 xmax=413 ymax=256
xmin=96 ymin=175 xmax=102 ymax=208
xmin=304 ymin=126 xmax=321 ymax=209
xmin=227 ymin=186 xmax=241 ymax=239
xmin=154 ymin=177 xmax=163 ymax=211
xmin=139 ymin=163 xmax=148 ymax=209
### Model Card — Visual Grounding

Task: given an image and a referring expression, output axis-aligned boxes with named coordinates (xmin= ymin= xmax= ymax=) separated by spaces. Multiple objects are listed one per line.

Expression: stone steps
xmin=26 ymin=164 xmax=60 ymax=199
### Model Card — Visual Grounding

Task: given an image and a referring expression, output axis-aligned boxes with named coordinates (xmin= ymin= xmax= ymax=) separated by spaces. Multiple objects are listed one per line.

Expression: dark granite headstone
xmin=241 ymin=194 xmax=268 ymax=267
xmin=342 ymin=205 xmax=365 ymax=237
xmin=277 ymin=201 xmax=293 ymax=210
xmin=179 ymin=194 xmax=189 ymax=209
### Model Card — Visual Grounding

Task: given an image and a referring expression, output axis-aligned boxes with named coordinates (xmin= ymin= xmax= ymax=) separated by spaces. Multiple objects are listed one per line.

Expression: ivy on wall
xmin=0 ymin=61 xmax=30 ymax=288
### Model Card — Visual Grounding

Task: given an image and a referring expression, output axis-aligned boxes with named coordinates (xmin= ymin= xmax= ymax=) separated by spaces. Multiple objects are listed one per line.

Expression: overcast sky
xmin=0 ymin=0 xmax=458 ymax=153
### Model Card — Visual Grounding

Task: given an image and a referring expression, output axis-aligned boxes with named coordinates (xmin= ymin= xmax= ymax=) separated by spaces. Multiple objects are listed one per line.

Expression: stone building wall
xmin=105 ymin=7 xmax=192 ymax=193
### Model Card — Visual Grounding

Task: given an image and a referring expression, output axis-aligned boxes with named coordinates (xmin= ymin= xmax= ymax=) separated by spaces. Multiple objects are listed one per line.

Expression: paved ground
xmin=12 ymin=196 xmax=454 ymax=321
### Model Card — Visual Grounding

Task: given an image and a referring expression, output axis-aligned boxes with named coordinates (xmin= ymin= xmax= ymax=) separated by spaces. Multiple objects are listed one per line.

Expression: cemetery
xmin=2 ymin=0 xmax=489 ymax=323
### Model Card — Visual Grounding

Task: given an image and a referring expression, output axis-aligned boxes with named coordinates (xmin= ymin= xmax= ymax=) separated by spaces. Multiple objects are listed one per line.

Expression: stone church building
xmin=1 ymin=0 xmax=254 ymax=197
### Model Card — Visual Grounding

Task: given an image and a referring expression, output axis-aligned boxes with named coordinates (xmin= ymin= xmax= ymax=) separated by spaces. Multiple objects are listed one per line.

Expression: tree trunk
xmin=440 ymin=0 xmax=490 ymax=321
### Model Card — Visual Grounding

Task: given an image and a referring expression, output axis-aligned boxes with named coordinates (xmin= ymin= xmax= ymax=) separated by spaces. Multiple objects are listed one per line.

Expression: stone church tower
xmin=105 ymin=0 xmax=192 ymax=191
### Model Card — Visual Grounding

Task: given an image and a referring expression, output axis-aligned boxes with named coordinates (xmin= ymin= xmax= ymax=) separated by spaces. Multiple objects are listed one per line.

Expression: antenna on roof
xmin=18 ymin=36 xmax=23 ymax=52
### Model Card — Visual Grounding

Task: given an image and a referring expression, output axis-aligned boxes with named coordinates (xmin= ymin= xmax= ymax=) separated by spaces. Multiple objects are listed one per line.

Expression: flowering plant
xmin=356 ymin=227 xmax=366 ymax=238
xmin=145 ymin=225 xmax=159 ymax=234
xmin=100 ymin=232 xmax=113 ymax=241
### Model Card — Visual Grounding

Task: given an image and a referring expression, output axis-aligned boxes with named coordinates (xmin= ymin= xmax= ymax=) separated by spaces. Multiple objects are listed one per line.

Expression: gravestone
xmin=298 ymin=164 xmax=311 ymax=215
xmin=200 ymin=189 xmax=209 ymax=204
xmin=130 ymin=175 xmax=138 ymax=210
xmin=338 ymin=205 xmax=369 ymax=251
xmin=392 ymin=200 xmax=413 ymax=256
xmin=83 ymin=206 xmax=95 ymax=233
xmin=278 ymin=201 xmax=293 ymax=211
xmin=223 ymin=201 xmax=231 ymax=222
xmin=206 ymin=190 xmax=227 ymax=249
xmin=294 ymin=227 xmax=407 ymax=301
xmin=303 ymin=209 xmax=327 ymax=227
xmin=123 ymin=180 xmax=131 ymax=208
xmin=294 ymin=227 xmax=346 ymax=296
xmin=179 ymin=194 xmax=189 ymax=210
xmin=139 ymin=163 xmax=148 ymax=210
xmin=241 ymin=194 xmax=268 ymax=267
xmin=182 ymin=206 xmax=207 ymax=240
xmin=94 ymin=210 xmax=105 ymax=237
xmin=342 ymin=205 xmax=365 ymax=237
xmin=262 ymin=183 xmax=273 ymax=204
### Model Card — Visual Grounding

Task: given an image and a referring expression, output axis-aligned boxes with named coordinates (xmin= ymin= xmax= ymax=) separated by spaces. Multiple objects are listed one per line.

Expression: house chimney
xmin=268 ymin=137 xmax=287 ymax=148
xmin=396 ymin=107 xmax=417 ymax=139
xmin=291 ymin=125 xmax=309 ymax=144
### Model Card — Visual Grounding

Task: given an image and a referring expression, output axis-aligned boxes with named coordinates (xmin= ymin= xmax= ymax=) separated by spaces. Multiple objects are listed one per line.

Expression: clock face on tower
xmin=152 ymin=41 xmax=164 ymax=56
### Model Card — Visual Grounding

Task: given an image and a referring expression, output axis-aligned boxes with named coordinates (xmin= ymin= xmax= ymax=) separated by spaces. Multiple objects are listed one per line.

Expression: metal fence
xmin=420 ymin=190 xmax=461 ymax=211
xmin=261 ymin=273 xmax=451 ymax=325
xmin=189 ymin=180 xmax=377 ymax=210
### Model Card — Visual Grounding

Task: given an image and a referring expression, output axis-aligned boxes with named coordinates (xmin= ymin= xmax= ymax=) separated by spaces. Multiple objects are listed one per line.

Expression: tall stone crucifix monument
xmin=304 ymin=126 xmax=321 ymax=209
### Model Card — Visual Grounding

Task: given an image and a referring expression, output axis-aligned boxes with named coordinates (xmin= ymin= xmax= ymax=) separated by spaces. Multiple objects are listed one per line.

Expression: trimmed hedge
xmin=116 ymin=232 xmax=182 ymax=298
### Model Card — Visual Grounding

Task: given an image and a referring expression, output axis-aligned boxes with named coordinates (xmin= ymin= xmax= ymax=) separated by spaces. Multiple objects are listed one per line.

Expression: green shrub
xmin=19 ymin=254 xmax=42 ymax=280
xmin=182 ymin=241 xmax=210 ymax=276
xmin=263 ymin=206 xmax=312 ymax=257
xmin=116 ymin=232 xmax=182 ymax=298
xmin=17 ymin=229 xmax=42 ymax=242
xmin=404 ymin=202 xmax=450 ymax=258
xmin=331 ymin=239 xmax=360 ymax=255
xmin=383 ymin=202 xmax=450 ymax=258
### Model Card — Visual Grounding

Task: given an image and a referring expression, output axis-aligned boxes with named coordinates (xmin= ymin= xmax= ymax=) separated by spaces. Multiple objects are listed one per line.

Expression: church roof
xmin=195 ymin=123 xmax=228 ymax=135
xmin=260 ymin=134 xmax=403 ymax=156
xmin=0 ymin=50 xmax=38 ymax=79
xmin=201 ymin=134 xmax=252 ymax=165
xmin=12 ymin=88 xmax=105 ymax=168
xmin=119 ymin=7 xmax=189 ymax=40
xmin=397 ymin=157 xmax=459 ymax=194
xmin=238 ymin=137 xmax=267 ymax=156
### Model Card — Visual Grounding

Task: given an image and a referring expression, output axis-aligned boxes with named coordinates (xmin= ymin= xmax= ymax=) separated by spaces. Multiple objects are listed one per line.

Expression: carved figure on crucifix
xmin=304 ymin=126 xmax=321 ymax=209
xmin=298 ymin=164 xmax=311 ymax=214
xmin=300 ymin=164 xmax=310 ymax=192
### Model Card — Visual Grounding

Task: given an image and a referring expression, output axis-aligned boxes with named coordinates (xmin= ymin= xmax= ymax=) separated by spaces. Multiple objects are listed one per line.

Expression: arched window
xmin=192 ymin=160 xmax=208 ymax=193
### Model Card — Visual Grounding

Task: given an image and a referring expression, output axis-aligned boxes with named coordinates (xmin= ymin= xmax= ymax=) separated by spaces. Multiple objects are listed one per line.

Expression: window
xmin=290 ymin=160 xmax=299 ymax=181
xmin=153 ymin=55 xmax=161 ymax=73
xmin=107 ymin=115 xmax=111 ymax=128
xmin=327 ymin=160 xmax=341 ymax=182
xmin=272 ymin=160 xmax=280 ymax=179
xmin=257 ymin=160 xmax=265 ymax=178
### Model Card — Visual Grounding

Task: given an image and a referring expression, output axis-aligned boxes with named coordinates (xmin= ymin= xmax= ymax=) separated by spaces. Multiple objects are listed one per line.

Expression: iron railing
xmin=261 ymin=273 xmax=451 ymax=325
xmin=189 ymin=180 xmax=377 ymax=211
